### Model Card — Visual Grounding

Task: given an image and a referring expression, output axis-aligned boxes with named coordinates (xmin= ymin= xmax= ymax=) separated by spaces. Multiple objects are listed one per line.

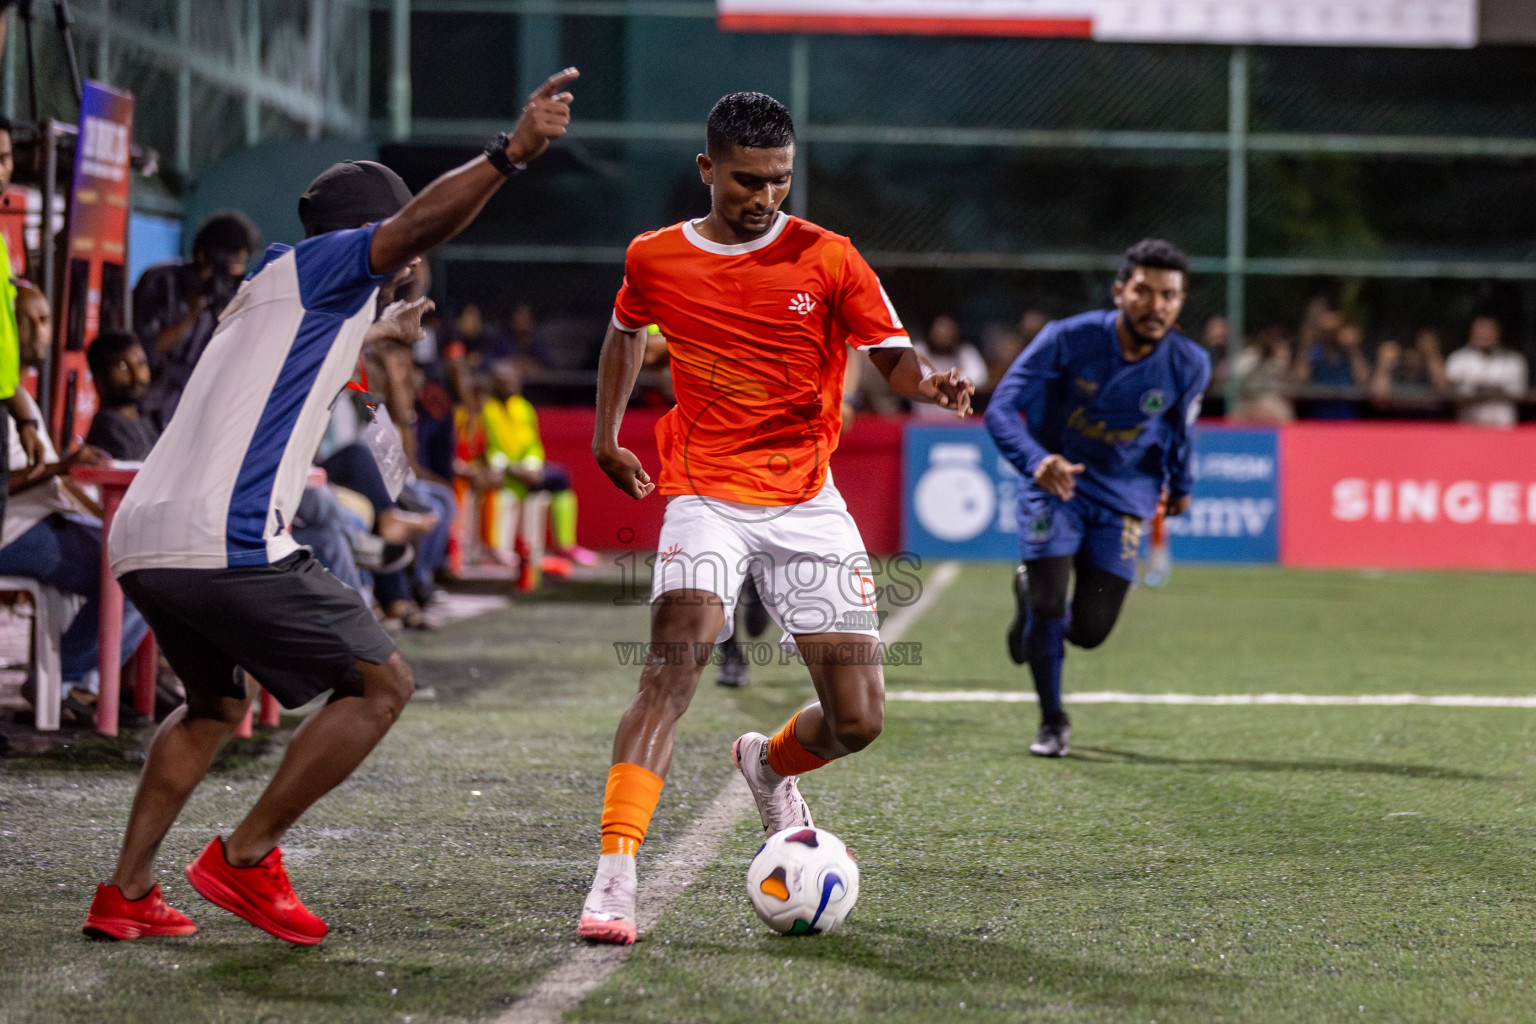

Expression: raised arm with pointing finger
xmin=367 ymin=68 xmax=579 ymax=274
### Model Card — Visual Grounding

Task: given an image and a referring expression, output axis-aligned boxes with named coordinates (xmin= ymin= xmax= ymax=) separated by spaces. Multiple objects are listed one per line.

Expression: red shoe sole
xmin=82 ymin=915 xmax=197 ymax=941
xmin=577 ymin=915 xmax=636 ymax=945
xmin=185 ymin=864 xmax=326 ymax=946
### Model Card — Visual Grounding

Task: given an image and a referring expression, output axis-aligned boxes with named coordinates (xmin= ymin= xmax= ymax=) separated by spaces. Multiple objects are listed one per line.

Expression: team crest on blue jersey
xmin=1028 ymin=515 xmax=1053 ymax=540
xmin=1139 ymin=389 xmax=1169 ymax=415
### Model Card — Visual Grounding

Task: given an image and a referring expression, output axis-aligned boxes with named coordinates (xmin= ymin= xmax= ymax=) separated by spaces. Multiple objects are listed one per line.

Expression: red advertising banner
xmin=1281 ymin=423 xmax=1536 ymax=570
xmin=50 ymin=81 xmax=134 ymax=446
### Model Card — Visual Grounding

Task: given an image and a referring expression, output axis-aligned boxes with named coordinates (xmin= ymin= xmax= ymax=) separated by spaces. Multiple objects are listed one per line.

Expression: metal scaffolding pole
xmin=175 ymin=0 xmax=191 ymax=174
xmin=244 ymin=0 xmax=261 ymax=146
xmin=1224 ymin=45 xmax=1248 ymax=414
xmin=788 ymin=34 xmax=810 ymax=220
xmin=390 ymin=0 xmax=411 ymax=141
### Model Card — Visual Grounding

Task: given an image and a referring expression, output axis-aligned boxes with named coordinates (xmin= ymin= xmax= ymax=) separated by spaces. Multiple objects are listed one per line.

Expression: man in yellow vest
xmin=0 ymin=117 xmax=46 ymax=538
xmin=481 ymin=358 xmax=593 ymax=566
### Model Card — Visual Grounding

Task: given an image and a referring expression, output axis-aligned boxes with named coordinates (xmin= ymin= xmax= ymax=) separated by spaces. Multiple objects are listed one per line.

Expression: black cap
xmin=298 ymin=160 xmax=413 ymax=238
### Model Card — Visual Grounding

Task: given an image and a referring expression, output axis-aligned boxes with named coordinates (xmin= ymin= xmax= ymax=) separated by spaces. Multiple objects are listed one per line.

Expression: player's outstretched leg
xmin=735 ymin=633 xmax=883 ymax=833
xmin=1020 ymin=557 xmax=1073 ymax=757
xmin=579 ymin=591 xmax=724 ymax=945
xmin=185 ymin=654 xmax=413 ymax=945
xmin=84 ymin=688 xmax=251 ymax=940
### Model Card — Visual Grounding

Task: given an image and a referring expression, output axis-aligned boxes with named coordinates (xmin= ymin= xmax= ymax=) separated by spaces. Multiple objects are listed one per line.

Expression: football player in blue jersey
xmin=984 ymin=239 xmax=1210 ymax=757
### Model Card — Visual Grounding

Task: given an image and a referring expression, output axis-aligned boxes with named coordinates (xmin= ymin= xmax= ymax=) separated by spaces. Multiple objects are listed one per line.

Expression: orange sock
xmin=766 ymin=711 xmax=832 ymax=778
xmin=599 ymin=762 xmax=664 ymax=857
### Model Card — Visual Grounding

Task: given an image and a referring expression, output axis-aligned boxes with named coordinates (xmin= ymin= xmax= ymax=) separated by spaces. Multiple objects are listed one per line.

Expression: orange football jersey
xmin=613 ymin=213 xmax=910 ymax=506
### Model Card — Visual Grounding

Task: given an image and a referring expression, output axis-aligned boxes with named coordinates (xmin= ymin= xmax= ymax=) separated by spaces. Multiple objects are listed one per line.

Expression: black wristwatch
xmin=483 ymin=133 xmax=526 ymax=177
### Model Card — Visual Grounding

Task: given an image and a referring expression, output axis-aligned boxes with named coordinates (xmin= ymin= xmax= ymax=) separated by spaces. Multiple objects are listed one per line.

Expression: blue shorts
xmin=1017 ymin=490 xmax=1145 ymax=582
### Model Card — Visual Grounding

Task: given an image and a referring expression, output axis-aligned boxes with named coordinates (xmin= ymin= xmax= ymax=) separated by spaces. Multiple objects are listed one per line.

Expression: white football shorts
xmin=649 ymin=479 xmax=882 ymax=645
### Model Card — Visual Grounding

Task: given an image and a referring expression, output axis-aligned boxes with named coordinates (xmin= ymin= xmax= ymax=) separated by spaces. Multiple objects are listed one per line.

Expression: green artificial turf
xmin=4 ymin=564 xmax=1536 ymax=1023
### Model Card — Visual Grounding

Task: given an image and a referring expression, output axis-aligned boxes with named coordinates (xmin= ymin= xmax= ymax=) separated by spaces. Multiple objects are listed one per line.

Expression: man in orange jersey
xmin=578 ymin=92 xmax=974 ymax=944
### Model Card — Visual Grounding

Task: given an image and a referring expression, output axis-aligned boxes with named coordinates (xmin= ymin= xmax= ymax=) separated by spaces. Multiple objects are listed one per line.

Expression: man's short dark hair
xmin=193 ymin=210 xmax=260 ymax=261
xmin=0 ymin=115 xmax=13 ymax=136
xmin=1117 ymin=238 xmax=1189 ymax=283
xmin=87 ymin=330 xmax=140 ymax=384
xmin=706 ymin=92 xmax=795 ymax=159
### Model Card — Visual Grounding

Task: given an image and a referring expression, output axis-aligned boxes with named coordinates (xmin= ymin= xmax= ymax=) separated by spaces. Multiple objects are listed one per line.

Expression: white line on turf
xmin=494 ymin=778 xmax=753 ymax=1024
xmin=887 ymin=690 xmax=1536 ymax=708
xmin=493 ymin=560 xmax=962 ymax=1024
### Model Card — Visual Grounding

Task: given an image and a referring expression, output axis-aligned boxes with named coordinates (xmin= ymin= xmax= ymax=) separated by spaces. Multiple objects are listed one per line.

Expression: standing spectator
xmin=86 ymin=331 xmax=159 ymax=461
xmin=1371 ymin=327 xmax=1448 ymax=416
xmin=1291 ymin=302 xmax=1369 ymax=420
xmin=1445 ymin=315 xmax=1528 ymax=427
xmin=1231 ymin=324 xmax=1295 ymax=424
xmin=913 ymin=314 xmax=986 ymax=419
xmin=0 ymin=120 xmax=45 ymax=539
xmin=134 ymin=211 xmax=260 ymax=430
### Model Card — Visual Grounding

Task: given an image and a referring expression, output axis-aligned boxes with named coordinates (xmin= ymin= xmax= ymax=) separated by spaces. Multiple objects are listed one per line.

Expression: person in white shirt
xmin=1445 ymin=315 xmax=1528 ymax=428
xmin=83 ymin=69 xmax=578 ymax=946
xmin=913 ymin=315 xmax=987 ymax=419
xmin=0 ymin=391 xmax=148 ymax=717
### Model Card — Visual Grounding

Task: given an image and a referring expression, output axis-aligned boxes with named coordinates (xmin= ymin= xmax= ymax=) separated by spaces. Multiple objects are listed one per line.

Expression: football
xmin=746 ymin=826 xmax=860 ymax=935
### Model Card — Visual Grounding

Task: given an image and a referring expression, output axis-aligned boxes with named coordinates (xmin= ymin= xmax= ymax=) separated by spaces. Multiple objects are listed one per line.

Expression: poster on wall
xmin=49 ymin=80 xmax=134 ymax=446
xmin=1281 ymin=423 xmax=1536 ymax=571
xmin=901 ymin=422 xmax=1280 ymax=563
xmin=717 ymin=0 xmax=1479 ymax=46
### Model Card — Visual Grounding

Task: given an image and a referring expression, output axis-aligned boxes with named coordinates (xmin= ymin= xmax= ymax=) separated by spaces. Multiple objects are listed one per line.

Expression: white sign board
xmin=1095 ymin=1 xmax=1477 ymax=47
xmin=716 ymin=0 xmax=1480 ymax=46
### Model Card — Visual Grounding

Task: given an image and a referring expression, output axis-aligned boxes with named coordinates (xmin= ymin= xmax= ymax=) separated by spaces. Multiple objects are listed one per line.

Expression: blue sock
xmin=1024 ymin=614 xmax=1067 ymax=725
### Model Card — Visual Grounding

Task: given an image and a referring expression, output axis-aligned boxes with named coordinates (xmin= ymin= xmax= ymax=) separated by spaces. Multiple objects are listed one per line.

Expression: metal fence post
xmin=789 ymin=34 xmax=809 ymax=219
xmin=390 ymin=0 xmax=411 ymax=141
xmin=1225 ymin=45 xmax=1249 ymax=415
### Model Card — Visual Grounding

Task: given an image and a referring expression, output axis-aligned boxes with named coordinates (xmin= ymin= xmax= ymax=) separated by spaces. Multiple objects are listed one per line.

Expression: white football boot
xmin=576 ymin=853 xmax=638 ymax=945
xmin=732 ymin=731 xmax=814 ymax=834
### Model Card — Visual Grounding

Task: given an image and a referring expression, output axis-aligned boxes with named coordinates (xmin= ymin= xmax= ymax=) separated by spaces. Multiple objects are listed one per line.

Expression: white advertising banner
xmin=1094 ymin=1 xmax=1477 ymax=47
xmin=717 ymin=0 xmax=1480 ymax=46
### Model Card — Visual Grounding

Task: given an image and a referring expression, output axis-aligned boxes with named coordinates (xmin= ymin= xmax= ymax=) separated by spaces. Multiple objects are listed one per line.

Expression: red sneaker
xmin=82 ymin=883 xmax=197 ymax=940
xmin=184 ymin=837 xmax=328 ymax=945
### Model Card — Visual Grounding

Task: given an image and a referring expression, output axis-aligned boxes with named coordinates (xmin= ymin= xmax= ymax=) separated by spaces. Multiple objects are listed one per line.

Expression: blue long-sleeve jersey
xmin=984 ymin=310 xmax=1212 ymax=521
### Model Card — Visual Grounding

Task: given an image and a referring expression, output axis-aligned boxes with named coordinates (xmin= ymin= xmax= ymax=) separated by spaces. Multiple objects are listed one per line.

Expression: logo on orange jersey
xmin=789 ymin=292 xmax=817 ymax=315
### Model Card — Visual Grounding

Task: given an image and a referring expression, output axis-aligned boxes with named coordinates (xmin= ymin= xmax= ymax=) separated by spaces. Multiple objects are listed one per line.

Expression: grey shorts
xmin=120 ymin=550 xmax=397 ymax=709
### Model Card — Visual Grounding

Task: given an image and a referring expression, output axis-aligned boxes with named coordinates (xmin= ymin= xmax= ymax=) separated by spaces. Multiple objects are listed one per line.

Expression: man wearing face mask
xmin=134 ymin=211 xmax=260 ymax=430
xmin=985 ymin=239 xmax=1210 ymax=758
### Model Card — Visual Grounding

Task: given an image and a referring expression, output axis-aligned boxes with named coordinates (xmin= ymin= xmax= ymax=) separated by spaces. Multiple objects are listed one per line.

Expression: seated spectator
xmin=481 ymin=360 xmax=594 ymax=566
xmin=1291 ymin=302 xmax=1369 ymax=420
xmin=135 ymin=210 xmax=259 ymax=430
xmin=1 ymin=389 xmax=148 ymax=725
xmin=1231 ymin=324 xmax=1295 ymax=424
xmin=1201 ymin=315 xmax=1232 ymax=394
xmin=983 ymin=325 xmax=1026 ymax=393
xmin=1371 ymin=327 xmax=1448 ymax=414
xmin=85 ymin=331 xmax=158 ymax=460
xmin=452 ymin=303 xmax=513 ymax=367
xmin=1445 ymin=315 xmax=1527 ymax=428
xmin=913 ymin=315 xmax=987 ymax=419
xmin=321 ymin=439 xmax=442 ymax=627
xmin=508 ymin=302 xmax=556 ymax=370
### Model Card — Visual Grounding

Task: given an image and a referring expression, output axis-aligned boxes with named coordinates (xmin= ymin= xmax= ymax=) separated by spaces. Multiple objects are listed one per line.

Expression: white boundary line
xmin=495 ymin=561 xmax=963 ymax=1024
xmin=888 ymin=690 xmax=1536 ymax=708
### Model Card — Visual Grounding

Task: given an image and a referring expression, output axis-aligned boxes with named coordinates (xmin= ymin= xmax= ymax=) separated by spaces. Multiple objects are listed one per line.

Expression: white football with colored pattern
xmin=747 ymin=826 xmax=860 ymax=935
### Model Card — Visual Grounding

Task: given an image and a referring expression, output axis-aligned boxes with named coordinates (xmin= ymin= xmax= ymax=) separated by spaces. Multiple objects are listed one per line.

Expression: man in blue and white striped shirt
xmin=83 ymin=69 xmax=580 ymax=947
